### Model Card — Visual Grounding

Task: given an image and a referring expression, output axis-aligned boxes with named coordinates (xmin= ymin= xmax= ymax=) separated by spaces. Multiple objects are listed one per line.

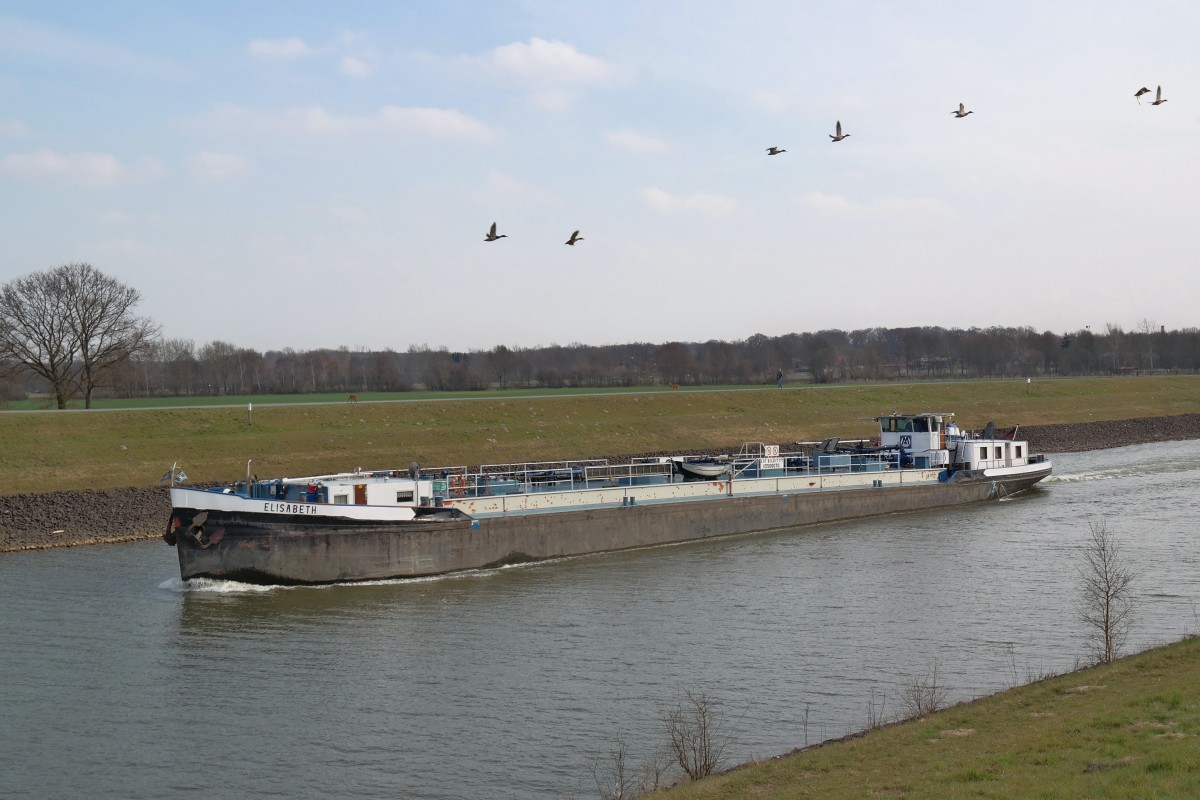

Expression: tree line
xmin=3 ymin=263 xmax=1199 ymax=404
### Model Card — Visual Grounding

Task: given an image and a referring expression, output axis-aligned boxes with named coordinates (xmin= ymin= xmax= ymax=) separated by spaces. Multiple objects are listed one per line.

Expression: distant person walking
xmin=776 ymin=368 xmax=785 ymax=388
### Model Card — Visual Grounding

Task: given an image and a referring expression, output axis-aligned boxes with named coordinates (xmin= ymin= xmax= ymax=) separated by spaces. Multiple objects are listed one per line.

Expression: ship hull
xmin=171 ymin=465 xmax=1050 ymax=585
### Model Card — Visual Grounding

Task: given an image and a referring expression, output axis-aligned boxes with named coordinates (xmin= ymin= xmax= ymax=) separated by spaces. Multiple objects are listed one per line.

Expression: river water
xmin=1 ymin=442 xmax=1197 ymax=799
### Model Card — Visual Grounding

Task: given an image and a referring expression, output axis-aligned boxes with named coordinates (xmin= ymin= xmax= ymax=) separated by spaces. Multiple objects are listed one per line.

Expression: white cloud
xmin=377 ymin=106 xmax=495 ymax=141
xmin=93 ymin=209 xmax=162 ymax=226
xmin=247 ymin=37 xmax=312 ymax=61
xmin=96 ymin=210 xmax=134 ymax=225
xmin=0 ymin=119 xmax=31 ymax=137
xmin=527 ymin=90 xmax=575 ymax=112
xmin=201 ymin=104 xmax=496 ymax=143
xmin=326 ymin=204 xmax=381 ymax=224
xmin=86 ymin=237 xmax=167 ymax=259
xmin=339 ymin=56 xmax=375 ymax=79
xmin=473 ymin=171 xmax=559 ymax=209
xmin=606 ymin=128 xmax=668 ymax=155
xmin=482 ymin=38 xmax=630 ymax=86
xmin=798 ymin=191 xmax=951 ymax=220
xmin=0 ymin=15 xmax=186 ymax=77
xmin=800 ymin=191 xmax=859 ymax=215
xmin=0 ymin=149 xmax=162 ymax=187
xmin=643 ymin=187 xmax=737 ymax=216
xmin=750 ymin=90 xmax=790 ymax=112
xmin=188 ymin=151 xmax=253 ymax=181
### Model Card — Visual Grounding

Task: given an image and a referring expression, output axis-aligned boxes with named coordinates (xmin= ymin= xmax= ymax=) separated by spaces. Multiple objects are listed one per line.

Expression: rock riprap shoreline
xmin=3 ymin=413 xmax=1199 ymax=553
xmin=1 ymin=486 xmax=170 ymax=552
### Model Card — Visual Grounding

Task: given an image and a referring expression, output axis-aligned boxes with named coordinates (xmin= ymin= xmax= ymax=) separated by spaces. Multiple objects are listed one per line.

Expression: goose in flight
xmin=484 ymin=222 xmax=507 ymax=242
xmin=829 ymin=120 xmax=849 ymax=142
xmin=766 ymin=146 xmax=786 ymax=155
xmin=1134 ymin=86 xmax=1151 ymax=103
xmin=565 ymin=230 xmax=584 ymax=246
xmin=951 ymin=102 xmax=973 ymax=118
xmin=1151 ymin=85 xmax=1167 ymax=106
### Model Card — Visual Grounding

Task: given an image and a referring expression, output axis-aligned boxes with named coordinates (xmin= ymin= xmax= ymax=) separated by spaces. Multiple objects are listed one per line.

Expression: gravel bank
xmin=4 ymin=413 xmax=1199 ymax=553
xmin=1 ymin=486 xmax=170 ymax=552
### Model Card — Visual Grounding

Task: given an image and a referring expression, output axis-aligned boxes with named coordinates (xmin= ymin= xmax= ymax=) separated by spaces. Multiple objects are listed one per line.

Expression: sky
xmin=1 ymin=2 xmax=1197 ymax=353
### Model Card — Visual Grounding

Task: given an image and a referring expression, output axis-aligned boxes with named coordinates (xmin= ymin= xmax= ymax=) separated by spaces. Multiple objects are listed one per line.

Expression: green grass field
xmin=653 ymin=634 xmax=1200 ymax=799
xmin=1 ymin=384 xmax=710 ymax=411
xmin=2 ymin=375 xmax=1199 ymax=495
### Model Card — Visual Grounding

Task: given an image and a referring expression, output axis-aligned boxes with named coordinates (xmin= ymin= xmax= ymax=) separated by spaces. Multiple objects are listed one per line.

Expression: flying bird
xmin=1134 ymin=86 xmax=1151 ymax=103
xmin=1151 ymin=85 xmax=1168 ymax=106
xmin=766 ymin=146 xmax=786 ymax=155
xmin=484 ymin=222 xmax=507 ymax=242
xmin=829 ymin=120 xmax=850 ymax=142
xmin=951 ymin=102 xmax=974 ymax=118
xmin=565 ymin=230 xmax=583 ymax=246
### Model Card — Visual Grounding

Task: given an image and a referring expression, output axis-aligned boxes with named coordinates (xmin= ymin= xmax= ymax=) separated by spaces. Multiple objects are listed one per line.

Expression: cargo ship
xmin=165 ymin=412 xmax=1052 ymax=584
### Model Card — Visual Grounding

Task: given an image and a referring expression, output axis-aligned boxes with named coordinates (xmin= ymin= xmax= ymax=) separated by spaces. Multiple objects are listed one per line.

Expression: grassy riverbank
xmin=2 ymin=376 xmax=1200 ymax=494
xmin=652 ymin=634 xmax=1200 ymax=799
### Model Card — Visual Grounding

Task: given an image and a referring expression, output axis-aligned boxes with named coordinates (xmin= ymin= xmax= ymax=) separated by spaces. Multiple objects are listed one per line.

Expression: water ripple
xmin=1 ymin=440 xmax=1198 ymax=799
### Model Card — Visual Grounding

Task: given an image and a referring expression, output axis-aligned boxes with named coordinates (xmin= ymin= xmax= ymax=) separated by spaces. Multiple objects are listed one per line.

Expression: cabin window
xmin=396 ymin=490 xmax=414 ymax=503
xmin=1015 ymin=445 xmax=1023 ymax=458
xmin=333 ymin=494 xmax=349 ymax=505
xmin=913 ymin=418 xmax=930 ymax=432
xmin=979 ymin=446 xmax=989 ymax=459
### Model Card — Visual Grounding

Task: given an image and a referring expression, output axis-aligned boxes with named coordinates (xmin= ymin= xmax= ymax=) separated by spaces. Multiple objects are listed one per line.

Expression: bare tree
xmin=639 ymin=742 xmax=674 ymax=793
xmin=0 ymin=268 xmax=80 ymax=408
xmin=589 ymin=738 xmax=640 ymax=800
xmin=199 ymin=340 xmax=240 ymax=395
xmin=1103 ymin=323 xmax=1125 ymax=372
xmin=663 ymin=689 xmax=732 ymax=781
xmin=1077 ymin=518 xmax=1135 ymax=664
xmin=0 ymin=263 xmax=158 ymax=408
xmin=899 ymin=658 xmax=950 ymax=718
xmin=487 ymin=344 xmax=519 ymax=389
xmin=59 ymin=263 xmax=160 ymax=407
xmin=865 ymin=688 xmax=889 ymax=730
xmin=1136 ymin=317 xmax=1157 ymax=372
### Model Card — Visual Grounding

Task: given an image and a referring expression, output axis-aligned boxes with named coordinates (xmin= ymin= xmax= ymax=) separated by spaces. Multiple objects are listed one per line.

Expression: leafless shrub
xmin=589 ymin=738 xmax=639 ymax=800
xmin=663 ymin=689 xmax=732 ymax=781
xmin=865 ymin=688 xmax=889 ymax=730
xmin=900 ymin=658 xmax=950 ymax=719
xmin=1003 ymin=642 xmax=1019 ymax=688
xmin=1025 ymin=664 xmax=1060 ymax=684
xmin=638 ymin=742 xmax=674 ymax=793
xmin=1076 ymin=518 xmax=1135 ymax=664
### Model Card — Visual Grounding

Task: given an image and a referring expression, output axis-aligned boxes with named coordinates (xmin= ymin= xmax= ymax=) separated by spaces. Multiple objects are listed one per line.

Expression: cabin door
xmin=354 ymin=484 xmax=367 ymax=505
